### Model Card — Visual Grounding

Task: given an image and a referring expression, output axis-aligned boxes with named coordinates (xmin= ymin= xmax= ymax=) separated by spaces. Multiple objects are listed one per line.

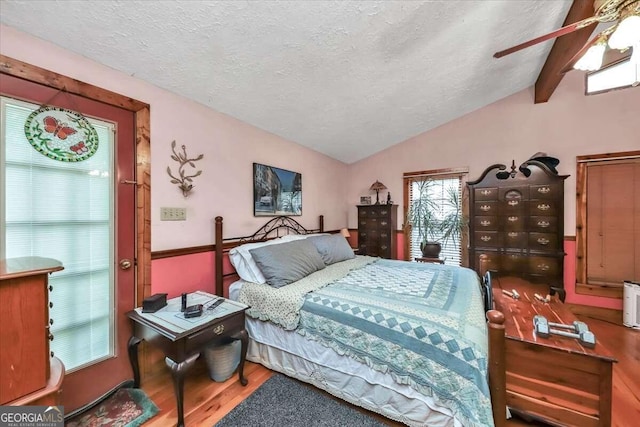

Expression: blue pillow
xmin=307 ymin=234 xmax=355 ymax=265
xmin=249 ymin=239 xmax=325 ymax=288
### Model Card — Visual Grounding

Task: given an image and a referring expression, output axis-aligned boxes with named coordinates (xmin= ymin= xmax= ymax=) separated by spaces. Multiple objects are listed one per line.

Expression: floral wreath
xmin=24 ymin=106 xmax=99 ymax=162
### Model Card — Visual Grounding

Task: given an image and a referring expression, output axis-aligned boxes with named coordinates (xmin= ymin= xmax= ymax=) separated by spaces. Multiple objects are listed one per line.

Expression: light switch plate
xmin=160 ymin=207 xmax=186 ymax=221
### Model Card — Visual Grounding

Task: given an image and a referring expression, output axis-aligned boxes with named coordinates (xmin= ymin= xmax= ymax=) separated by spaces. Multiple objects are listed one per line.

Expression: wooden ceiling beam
xmin=535 ymin=0 xmax=597 ymax=103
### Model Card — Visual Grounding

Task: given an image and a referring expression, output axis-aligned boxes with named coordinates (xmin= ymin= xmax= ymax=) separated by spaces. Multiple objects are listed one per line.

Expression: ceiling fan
xmin=494 ymin=0 xmax=640 ymax=72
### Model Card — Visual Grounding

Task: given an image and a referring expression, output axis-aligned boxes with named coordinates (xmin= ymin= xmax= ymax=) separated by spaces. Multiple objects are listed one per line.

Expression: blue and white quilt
xmin=297 ymin=259 xmax=493 ymax=427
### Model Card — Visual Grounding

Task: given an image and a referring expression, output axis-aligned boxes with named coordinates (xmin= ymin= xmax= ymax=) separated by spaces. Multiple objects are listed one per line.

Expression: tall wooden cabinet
xmin=468 ymin=161 xmax=568 ymax=299
xmin=357 ymin=204 xmax=397 ymax=259
xmin=0 ymin=257 xmax=65 ymax=405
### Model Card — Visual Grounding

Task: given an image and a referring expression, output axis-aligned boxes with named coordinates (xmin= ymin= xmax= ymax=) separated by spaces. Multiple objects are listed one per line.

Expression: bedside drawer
xmin=185 ymin=312 xmax=245 ymax=352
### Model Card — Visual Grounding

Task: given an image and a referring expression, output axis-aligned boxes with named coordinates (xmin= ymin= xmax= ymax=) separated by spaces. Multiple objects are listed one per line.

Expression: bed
xmin=214 ymin=215 xmax=506 ymax=427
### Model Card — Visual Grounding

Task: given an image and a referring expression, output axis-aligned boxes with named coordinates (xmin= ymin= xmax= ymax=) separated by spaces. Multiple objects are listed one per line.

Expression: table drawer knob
xmin=214 ymin=324 xmax=225 ymax=335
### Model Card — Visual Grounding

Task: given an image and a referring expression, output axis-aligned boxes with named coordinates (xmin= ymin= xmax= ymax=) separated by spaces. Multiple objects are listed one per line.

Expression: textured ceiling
xmin=0 ymin=0 xmax=573 ymax=163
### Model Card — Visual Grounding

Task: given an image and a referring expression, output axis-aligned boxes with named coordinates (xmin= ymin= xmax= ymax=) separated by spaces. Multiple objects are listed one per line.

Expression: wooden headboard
xmin=214 ymin=215 xmax=324 ymax=296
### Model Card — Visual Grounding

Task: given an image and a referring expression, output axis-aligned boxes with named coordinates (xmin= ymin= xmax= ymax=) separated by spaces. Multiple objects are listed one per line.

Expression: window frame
xmin=402 ymin=167 xmax=469 ymax=266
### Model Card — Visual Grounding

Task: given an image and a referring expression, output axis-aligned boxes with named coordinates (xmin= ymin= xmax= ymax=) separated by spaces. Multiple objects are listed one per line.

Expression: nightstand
xmin=127 ymin=291 xmax=248 ymax=427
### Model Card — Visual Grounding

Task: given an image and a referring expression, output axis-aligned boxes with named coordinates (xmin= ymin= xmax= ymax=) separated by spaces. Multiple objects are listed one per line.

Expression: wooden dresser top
xmin=0 ymin=256 xmax=63 ymax=281
xmin=492 ymin=277 xmax=616 ymax=362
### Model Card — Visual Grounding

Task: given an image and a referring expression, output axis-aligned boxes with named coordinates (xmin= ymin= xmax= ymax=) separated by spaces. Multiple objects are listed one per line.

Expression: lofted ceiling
xmin=0 ymin=0 xmax=591 ymax=164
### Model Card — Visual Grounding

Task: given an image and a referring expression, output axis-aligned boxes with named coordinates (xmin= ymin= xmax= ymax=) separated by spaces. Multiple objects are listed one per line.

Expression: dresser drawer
xmin=475 ymin=216 xmax=498 ymax=231
xmin=475 ymin=201 xmax=498 ymax=216
xmin=528 ymin=256 xmax=560 ymax=277
xmin=528 ymin=233 xmax=558 ymax=252
xmin=530 ymin=184 xmax=560 ymax=200
xmin=529 ymin=200 xmax=557 ymax=216
xmin=501 ymin=214 xmax=525 ymax=231
xmin=475 ymin=187 xmax=498 ymax=201
xmin=529 ymin=216 xmax=557 ymax=232
xmin=503 ymin=231 xmax=527 ymax=249
xmin=499 ymin=198 xmax=526 ymax=215
xmin=475 ymin=231 xmax=499 ymax=248
xmin=501 ymin=254 xmax=527 ymax=273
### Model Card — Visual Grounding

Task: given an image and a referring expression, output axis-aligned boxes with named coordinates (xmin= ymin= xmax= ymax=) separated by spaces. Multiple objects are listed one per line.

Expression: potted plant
xmin=405 ymin=180 xmax=466 ymax=259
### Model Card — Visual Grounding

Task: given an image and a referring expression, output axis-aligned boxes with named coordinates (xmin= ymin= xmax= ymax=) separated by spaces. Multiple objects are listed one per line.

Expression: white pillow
xmin=229 ymin=238 xmax=286 ymax=284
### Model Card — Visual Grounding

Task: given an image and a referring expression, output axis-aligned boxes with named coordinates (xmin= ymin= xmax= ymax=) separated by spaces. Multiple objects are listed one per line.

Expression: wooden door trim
xmin=1 ymin=54 xmax=151 ymax=306
xmin=575 ymin=150 xmax=640 ymax=298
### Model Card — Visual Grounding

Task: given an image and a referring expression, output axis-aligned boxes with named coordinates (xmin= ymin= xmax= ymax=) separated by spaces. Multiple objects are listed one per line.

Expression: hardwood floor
xmin=141 ymin=316 xmax=639 ymax=427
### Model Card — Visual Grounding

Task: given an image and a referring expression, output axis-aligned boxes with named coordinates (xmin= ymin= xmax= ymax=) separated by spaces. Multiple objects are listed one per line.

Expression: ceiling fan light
xmin=608 ymin=14 xmax=640 ymax=50
xmin=574 ymin=42 xmax=606 ymax=71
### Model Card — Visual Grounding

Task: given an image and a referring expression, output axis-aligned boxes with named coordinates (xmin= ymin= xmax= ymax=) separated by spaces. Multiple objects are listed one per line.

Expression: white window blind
xmin=406 ymin=173 xmax=465 ymax=266
xmin=1 ymin=96 xmax=115 ymax=371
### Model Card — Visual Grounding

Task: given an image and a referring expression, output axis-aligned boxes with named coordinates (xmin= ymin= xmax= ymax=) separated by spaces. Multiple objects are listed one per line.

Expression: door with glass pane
xmin=0 ymin=74 xmax=135 ymax=412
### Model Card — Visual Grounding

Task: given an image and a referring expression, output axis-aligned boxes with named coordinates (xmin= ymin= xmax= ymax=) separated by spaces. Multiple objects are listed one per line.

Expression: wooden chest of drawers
xmin=357 ymin=204 xmax=397 ymax=259
xmin=468 ymin=161 xmax=568 ymax=297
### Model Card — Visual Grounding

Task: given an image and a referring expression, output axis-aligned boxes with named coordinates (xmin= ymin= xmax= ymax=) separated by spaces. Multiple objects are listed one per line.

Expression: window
xmin=586 ymin=57 xmax=640 ymax=95
xmin=576 ymin=152 xmax=640 ymax=298
xmin=403 ymin=168 xmax=468 ymax=266
xmin=1 ymin=96 xmax=115 ymax=371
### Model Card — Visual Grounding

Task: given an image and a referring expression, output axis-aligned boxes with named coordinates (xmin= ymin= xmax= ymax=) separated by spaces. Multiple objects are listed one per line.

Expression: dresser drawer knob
xmin=213 ymin=324 xmax=225 ymax=335
xmin=537 ymin=187 xmax=551 ymax=194
xmin=537 ymin=204 xmax=551 ymax=211
xmin=508 ymin=232 xmax=518 ymax=238
xmin=507 ymin=216 xmax=518 ymax=222
xmin=537 ymin=264 xmax=550 ymax=271
xmin=537 ymin=221 xmax=550 ymax=228
xmin=508 ymin=200 xmax=519 ymax=206
xmin=480 ymin=220 xmax=491 ymax=226
xmin=481 ymin=236 xmax=492 ymax=242
xmin=480 ymin=205 xmax=491 ymax=211
xmin=537 ymin=238 xmax=550 ymax=245
xmin=481 ymin=189 xmax=492 ymax=196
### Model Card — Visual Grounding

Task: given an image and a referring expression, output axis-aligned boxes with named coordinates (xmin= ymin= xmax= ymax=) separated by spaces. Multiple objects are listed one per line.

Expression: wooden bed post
xmin=487 ymin=310 xmax=506 ymax=427
xmin=215 ymin=216 xmax=223 ymax=297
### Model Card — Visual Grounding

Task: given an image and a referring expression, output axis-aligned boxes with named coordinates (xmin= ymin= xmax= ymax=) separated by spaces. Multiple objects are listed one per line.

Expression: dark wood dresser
xmin=357 ymin=204 xmax=397 ymax=259
xmin=468 ymin=161 xmax=568 ymax=298
xmin=0 ymin=257 xmax=65 ymax=406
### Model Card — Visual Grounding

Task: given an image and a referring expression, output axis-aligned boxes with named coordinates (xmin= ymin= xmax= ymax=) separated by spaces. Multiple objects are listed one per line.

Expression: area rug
xmin=66 ymin=388 xmax=159 ymax=427
xmin=215 ymin=374 xmax=387 ymax=426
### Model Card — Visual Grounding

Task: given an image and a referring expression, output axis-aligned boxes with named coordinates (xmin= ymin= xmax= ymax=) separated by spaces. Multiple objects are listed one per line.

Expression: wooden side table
xmin=127 ymin=292 xmax=248 ymax=427
xmin=414 ymin=257 xmax=445 ymax=264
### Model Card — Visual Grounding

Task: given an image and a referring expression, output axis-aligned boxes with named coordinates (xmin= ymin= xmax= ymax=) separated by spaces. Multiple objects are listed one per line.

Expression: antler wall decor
xmin=166 ymin=140 xmax=203 ymax=197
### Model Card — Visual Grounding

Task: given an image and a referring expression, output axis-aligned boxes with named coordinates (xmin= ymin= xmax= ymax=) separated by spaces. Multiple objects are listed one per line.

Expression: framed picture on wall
xmin=360 ymin=196 xmax=371 ymax=205
xmin=253 ymin=163 xmax=302 ymax=216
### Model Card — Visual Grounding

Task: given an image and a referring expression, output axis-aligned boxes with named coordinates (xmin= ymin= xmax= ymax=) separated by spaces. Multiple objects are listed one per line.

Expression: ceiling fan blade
xmin=494 ymin=16 xmax=598 ymax=58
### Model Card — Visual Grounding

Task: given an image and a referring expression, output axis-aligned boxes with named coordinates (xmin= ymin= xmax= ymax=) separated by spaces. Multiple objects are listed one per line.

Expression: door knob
xmin=119 ymin=259 xmax=133 ymax=270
